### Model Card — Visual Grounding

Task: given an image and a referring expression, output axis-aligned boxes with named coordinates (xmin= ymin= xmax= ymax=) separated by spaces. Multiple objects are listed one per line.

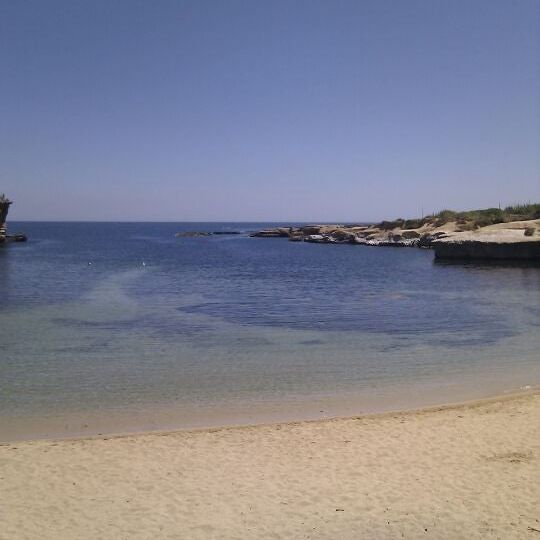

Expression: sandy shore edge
xmin=4 ymin=386 xmax=537 ymax=445
xmin=2 ymin=389 xmax=539 ymax=539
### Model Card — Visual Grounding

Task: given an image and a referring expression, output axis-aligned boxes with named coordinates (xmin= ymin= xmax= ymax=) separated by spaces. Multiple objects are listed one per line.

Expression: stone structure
xmin=0 ymin=194 xmax=12 ymax=241
xmin=432 ymin=239 xmax=540 ymax=260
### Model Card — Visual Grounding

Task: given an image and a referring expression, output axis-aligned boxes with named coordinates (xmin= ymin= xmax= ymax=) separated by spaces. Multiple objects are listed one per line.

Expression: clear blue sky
xmin=1 ymin=0 xmax=539 ymax=221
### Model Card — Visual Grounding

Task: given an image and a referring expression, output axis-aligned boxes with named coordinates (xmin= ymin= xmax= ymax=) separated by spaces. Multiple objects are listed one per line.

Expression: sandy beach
xmin=1 ymin=391 xmax=539 ymax=539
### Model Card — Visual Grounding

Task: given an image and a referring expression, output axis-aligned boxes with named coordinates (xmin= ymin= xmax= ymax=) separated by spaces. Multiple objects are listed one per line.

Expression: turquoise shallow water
xmin=1 ymin=222 xmax=539 ymax=440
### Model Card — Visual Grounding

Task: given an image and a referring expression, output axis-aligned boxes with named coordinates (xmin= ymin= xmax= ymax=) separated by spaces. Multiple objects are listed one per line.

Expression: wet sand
xmin=1 ymin=391 xmax=539 ymax=539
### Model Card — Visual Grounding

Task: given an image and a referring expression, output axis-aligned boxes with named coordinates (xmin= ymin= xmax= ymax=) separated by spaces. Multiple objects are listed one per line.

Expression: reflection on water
xmin=0 ymin=222 xmax=539 ymax=440
xmin=0 ymin=249 xmax=12 ymax=306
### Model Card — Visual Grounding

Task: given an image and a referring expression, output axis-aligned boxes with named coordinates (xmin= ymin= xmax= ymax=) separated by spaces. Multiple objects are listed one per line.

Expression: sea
xmin=1 ymin=222 xmax=539 ymax=441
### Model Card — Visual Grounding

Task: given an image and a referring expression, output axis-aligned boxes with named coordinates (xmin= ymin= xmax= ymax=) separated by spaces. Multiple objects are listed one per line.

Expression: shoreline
xmin=249 ymin=217 xmax=540 ymax=260
xmin=3 ymin=385 xmax=538 ymax=445
xmin=2 ymin=389 xmax=539 ymax=539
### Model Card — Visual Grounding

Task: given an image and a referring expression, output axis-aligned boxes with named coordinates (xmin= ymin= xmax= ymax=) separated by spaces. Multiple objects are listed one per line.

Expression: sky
xmin=1 ymin=0 xmax=539 ymax=222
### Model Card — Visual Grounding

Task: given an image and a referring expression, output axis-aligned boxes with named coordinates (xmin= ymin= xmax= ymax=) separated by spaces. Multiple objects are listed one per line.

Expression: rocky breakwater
xmin=432 ymin=220 xmax=540 ymax=261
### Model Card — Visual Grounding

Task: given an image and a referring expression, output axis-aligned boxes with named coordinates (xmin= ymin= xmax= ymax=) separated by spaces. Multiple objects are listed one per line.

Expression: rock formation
xmin=432 ymin=222 xmax=540 ymax=260
xmin=0 ymin=195 xmax=27 ymax=244
xmin=250 ymin=218 xmax=540 ymax=261
xmin=0 ymin=194 xmax=12 ymax=242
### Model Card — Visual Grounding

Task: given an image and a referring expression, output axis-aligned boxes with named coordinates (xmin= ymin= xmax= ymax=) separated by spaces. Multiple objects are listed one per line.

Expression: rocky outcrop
xmin=302 ymin=226 xmax=322 ymax=235
xmin=176 ymin=231 xmax=241 ymax=238
xmin=175 ymin=232 xmax=213 ymax=237
xmin=433 ymin=239 xmax=540 ymax=260
xmin=432 ymin=225 xmax=540 ymax=260
xmin=5 ymin=234 xmax=27 ymax=243
xmin=250 ymin=228 xmax=292 ymax=238
xmin=0 ymin=195 xmax=26 ymax=244
xmin=0 ymin=195 xmax=12 ymax=242
xmin=252 ymin=225 xmax=446 ymax=247
xmin=288 ymin=233 xmax=304 ymax=242
xmin=250 ymin=218 xmax=540 ymax=260
xmin=401 ymin=230 xmax=421 ymax=239
xmin=417 ymin=231 xmax=449 ymax=248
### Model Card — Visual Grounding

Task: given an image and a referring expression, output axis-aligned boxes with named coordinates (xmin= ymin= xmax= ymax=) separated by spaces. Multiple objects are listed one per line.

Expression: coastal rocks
xmin=304 ymin=234 xmax=327 ymax=243
xmin=0 ymin=233 xmax=27 ymax=244
xmin=249 ymin=216 xmax=540 ymax=261
xmin=250 ymin=228 xmax=292 ymax=238
xmin=365 ymin=238 xmax=419 ymax=247
xmin=431 ymin=221 xmax=540 ymax=260
xmin=432 ymin=226 xmax=540 ymax=260
xmin=7 ymin=234 xmax=27 ymax=243
xmin=0 ymin=194 xmax=12 ymax=243
xmin=331 ymin=229 xmax=357 ymax=242
xmin=176 ymin=231 xmax=241 ymax=237
xmin=302 ymin=226 xmax=322 ymax=235
xmin=304 ymin=232 xmax=358 ymax=244
xmin=0 ymin=194 xmax=26 ymax=245
xmin=175 ymin=232 xmax=212 ymax=237
xmin=305 ymin=234 xmax=346 ymax=244
xmin=401 ymin=230 xmax=421 ymax=239
xmin=0 ymin=194 xmax=11 ymax=227
xmin=252 ymin=226 xmax=429 ymax=247
xmin=356 ymin=231 xmax=423 ymax=247
xmin=417 ymin=231 xmax=449 ymax=248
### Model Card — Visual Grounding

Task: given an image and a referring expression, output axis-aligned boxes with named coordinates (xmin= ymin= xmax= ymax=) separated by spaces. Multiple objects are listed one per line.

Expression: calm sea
xmin=1 ymin=222 xmax=539 ymax=440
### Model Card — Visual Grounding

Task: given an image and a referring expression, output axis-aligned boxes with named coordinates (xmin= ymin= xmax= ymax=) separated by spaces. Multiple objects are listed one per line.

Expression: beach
xmin=1 ymin=391 xmax=538 ymax=539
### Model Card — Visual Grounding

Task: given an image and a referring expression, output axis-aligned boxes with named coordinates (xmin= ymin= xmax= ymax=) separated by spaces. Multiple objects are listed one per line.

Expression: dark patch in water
xmin=53 ymin=317 xmax=141 ymax=330
xmin=426 ymin=327 xmax=517 ymax=348
xmin=55 ymin=341 xmax=111 ymax=354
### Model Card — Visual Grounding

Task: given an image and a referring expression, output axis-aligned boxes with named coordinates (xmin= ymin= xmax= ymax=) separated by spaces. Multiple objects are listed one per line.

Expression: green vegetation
xmin=503 ymin=203 xmax=540 ymax=220
xmin=378 ymin=203 xmax=540 ymax=231
xmin=379 ymin=219 xmax=405 ymax=230
xmin=402 ymin=218 xmax=425 ymax=229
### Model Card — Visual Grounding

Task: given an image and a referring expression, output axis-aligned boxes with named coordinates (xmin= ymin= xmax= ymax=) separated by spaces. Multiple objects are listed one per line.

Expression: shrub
xmin=375 ymin=203 xmax=538 ymax=232
xmin=379 ymin=219 xmax=404 ymax=230
xmin=403 ymin=218 xmax=426 ymax=229
xmin=434 ymin=210 xmax=457 ymax=224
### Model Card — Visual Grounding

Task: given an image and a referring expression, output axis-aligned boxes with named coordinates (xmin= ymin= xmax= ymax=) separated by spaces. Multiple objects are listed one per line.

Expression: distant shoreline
xmin=249 ymin=214 xmax=540 ymax=260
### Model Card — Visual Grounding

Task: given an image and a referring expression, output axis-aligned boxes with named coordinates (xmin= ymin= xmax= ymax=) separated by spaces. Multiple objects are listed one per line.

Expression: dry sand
xmin=1 ymin=392 xmax=539 ymax=540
